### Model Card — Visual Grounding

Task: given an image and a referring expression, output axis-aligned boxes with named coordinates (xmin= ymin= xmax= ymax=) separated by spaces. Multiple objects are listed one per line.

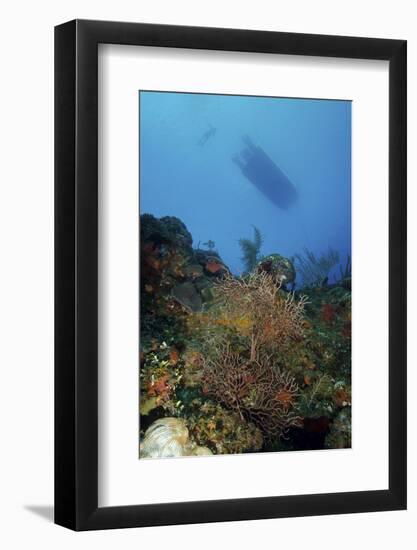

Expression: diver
xmin=198 ymin=124 xmax=217 ymax=146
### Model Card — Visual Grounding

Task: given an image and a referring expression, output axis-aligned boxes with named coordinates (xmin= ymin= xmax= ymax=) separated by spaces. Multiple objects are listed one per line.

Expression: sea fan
xmin=294 ymin=246 xmax=340 ymax=287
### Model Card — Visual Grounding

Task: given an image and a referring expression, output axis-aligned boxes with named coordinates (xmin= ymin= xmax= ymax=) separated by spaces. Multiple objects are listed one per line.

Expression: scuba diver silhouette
xmin=198 ymin=124 xmax=217 ymax=146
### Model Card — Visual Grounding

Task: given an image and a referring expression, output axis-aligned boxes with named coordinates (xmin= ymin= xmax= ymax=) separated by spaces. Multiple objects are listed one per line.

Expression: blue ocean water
xmin=140 ymin=91 xmax=351 ymax=282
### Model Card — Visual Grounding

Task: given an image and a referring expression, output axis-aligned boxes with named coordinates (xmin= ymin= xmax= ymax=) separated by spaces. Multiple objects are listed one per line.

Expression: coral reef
xmin=339 ymin=254 xmax=351 ymax=280
xmin=209 ymin=271 xmax=308 ymax=361
xmin=202 ymin=347 xmax=302 ymax=439
xmin=140 ymin=214 xmax=230 ymax=346
xmin=187 ymin=400 xmax=263 ymax=454
xmin=141 ymin=214 xmax=193 ymax=248
xmin=325 ymin=408 xmax=351 ymax=449
xmin=238 ymin=226 xmax=263 ymax=272
xmin=171 ymin=281 xmax=203 ymax=313
xmin=140 ymin=417 xmax=190 ymax=458
xmin=294 ymin=246 xmax=340 ymax=287
xmin=256 ymin=253 xmax=296 ymax=289
xmin=140 ymin=417 xmax=213 ymax=458
xmin=139 ymin=214 xmax=351 ymax=458
xmin=139 ymin=344 xmax=184 ymax=417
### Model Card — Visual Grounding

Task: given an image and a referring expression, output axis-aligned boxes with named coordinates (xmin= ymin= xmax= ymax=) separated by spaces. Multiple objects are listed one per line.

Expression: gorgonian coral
xmin=202 ymin=346 xmax=302 ymax=439
xmin=211 ymin=271 xmax=308 ymax=361
xmin=294 ymin=246 xmax=340 ymax=288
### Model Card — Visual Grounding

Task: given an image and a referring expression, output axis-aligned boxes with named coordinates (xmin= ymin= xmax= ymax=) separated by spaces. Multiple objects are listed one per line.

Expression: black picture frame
xmin=55 ymin=19 xmax=407 ymax=531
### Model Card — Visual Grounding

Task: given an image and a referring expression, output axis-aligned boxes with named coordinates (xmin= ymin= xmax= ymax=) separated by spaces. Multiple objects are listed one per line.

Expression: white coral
xmin=140 ymin=417 xmax=189 ymax=458
xmin=140 ymin=417 xmax=213 ymax=459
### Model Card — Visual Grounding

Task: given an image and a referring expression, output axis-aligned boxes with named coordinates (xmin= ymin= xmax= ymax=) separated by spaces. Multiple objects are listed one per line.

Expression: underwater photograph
xmin=139 ymin=91 xmax=352 ymax=459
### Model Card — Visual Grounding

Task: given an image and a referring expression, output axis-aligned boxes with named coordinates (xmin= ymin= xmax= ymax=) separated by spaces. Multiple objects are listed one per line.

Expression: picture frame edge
xmin=54 ymin=19 xmax=407 ymax=531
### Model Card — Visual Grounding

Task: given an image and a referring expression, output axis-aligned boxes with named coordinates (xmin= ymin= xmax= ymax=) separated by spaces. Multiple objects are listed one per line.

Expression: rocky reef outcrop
xmin=140 ymin=214 xmax=229 ymax=344
xmin=256 ymin=253 xmax=296 ymax=289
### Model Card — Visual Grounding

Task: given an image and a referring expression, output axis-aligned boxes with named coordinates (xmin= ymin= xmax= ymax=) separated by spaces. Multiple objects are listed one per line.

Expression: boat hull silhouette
xmin=233 ymin=136 xmax=297 ymax=210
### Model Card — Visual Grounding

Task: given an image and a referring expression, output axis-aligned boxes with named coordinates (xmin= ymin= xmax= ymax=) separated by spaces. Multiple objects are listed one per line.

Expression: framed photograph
xmin=55 ymin=20 xmax=407 ymax=530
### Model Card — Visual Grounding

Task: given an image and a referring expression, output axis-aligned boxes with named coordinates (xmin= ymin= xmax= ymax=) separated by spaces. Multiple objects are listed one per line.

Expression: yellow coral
xmin=214 ymin=313 xmax=253 ymax=334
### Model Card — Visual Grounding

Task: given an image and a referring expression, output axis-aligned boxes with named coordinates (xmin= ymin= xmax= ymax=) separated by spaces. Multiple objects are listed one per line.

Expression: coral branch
xmin=202 ymin=347 xmax=302 ymax=439
xmin=211 ymin=271 xmax=308 ymax=360
xmin=294 ymin=247 xmax=340 ymax=287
